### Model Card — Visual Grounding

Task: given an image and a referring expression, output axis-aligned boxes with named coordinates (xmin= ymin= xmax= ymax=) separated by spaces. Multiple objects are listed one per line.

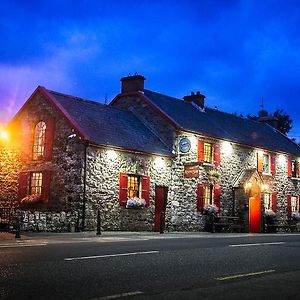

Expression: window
xmin=204 ymin=185 xmax=213 ymax=205
xmin=30 ymin=172 xmax=43 ymax=195
xmin=33 ymin=121 xmax=46 ymax=160
xmin=197 ymin=183 xmax=221 ymax=211
xmin=17 ymin=171 xmax=51 ymax=203
xmin=291 ymin=196 xmax=299 ymax=213
xmin=127 ymin=175 xmax=140 ymax=198
xmin=119 ymin=173 xmax=150 ymax=206
xmin=204 ymin=142 xmax=213 ymax=164
xmin=292 ymin=160 xmax=299 ymax=178
xmin=262 ymin=153 xmax=270 ymax=174
xmin=263 ymin=193 xmax=271 ymax=210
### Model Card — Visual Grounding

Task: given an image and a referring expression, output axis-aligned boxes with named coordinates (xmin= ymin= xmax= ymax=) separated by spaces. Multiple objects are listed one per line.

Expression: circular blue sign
xmin=179 ymin=137 xmax=191 ymax=153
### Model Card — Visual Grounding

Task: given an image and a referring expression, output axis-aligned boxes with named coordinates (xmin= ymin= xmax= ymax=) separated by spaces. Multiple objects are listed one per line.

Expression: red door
xmin=249 ymin=196 xmax=261 ymax=233
xmin=155 ymin=186 xmax=167 ymax=232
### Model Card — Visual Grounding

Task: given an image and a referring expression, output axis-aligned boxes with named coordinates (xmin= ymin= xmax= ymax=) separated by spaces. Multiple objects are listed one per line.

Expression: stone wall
xmin=84 ymin=145 xmax=172 ymax=231
xmin=165 ymin=132 xmax=300 ymax=231
xmin=0 ymin=143 xmax=22 ymax=207
xmin=2 ymin=92 xmax=86 ymax=231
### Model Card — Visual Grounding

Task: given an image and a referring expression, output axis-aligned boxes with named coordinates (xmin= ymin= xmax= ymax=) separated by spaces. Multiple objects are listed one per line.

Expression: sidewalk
xmin=1 ymin=230 xmax=296 ymax=245
xmin=0 ymin=230 xmax=241 ymax=244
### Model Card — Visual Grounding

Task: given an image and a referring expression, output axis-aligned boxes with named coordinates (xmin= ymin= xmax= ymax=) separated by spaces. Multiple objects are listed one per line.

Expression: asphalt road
xmin=1 ymin=233 xmax=300 ymax=300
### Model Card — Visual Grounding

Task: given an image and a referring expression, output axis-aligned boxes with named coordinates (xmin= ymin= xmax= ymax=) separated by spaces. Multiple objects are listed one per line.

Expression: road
xmin=1 ymin=233 xmax=300 ymax=300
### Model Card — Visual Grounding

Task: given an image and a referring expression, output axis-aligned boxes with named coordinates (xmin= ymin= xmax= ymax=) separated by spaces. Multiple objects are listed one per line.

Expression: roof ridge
xmin=145 ymin=89 xmax=268 ymax=126
xmin=47 ymin=89 xmax=105 ymax=107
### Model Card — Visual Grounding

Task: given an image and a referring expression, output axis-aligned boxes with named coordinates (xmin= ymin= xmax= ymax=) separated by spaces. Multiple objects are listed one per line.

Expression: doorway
xmin=154 ymin=186 xmax=168 ymax=232
xmin=249 ymin=195 xmax=261 ymax=233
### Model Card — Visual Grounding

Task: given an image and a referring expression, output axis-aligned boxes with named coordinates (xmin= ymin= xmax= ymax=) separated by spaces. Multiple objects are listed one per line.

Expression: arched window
xmin=33 ymin=121 xmax=46 ymax=160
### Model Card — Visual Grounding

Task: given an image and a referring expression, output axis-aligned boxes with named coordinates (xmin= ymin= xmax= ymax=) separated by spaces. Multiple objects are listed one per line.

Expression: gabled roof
xmin=48 ymin=90 xmax=172 ymax=156
xmin=233 ymin=169 xmax=263 ymax=188
xmin=13 ymin=86 xmax=172 ymax=156
xmin=143 ymin=89 xmax=300 ymax=156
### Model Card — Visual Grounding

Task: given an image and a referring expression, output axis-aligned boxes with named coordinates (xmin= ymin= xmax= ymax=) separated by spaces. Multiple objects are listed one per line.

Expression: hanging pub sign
xmin=184 ymin=165 xmax=199 ymax=178
xmin=179 ymin=137 xmax=191 ymax=153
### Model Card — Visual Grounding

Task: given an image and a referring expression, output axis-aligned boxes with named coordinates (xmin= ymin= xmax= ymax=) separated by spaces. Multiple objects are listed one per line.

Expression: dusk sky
xmin=1 ymin=0 xmax=300 ymax=141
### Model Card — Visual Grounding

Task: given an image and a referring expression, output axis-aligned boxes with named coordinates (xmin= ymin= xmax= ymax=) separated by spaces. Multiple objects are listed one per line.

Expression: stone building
xmin=1 ymin=74 xmax=300 ymax=233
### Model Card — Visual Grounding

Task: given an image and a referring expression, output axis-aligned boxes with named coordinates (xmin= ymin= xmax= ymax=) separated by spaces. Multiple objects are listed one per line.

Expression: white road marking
xmin=215 ymin=269 xmax=275 ymax=281
xmin=64 ymin=250 xmax=159 ymax=261
xmin=91 ymin=291 xmax=144 ymax=300
xmin=0 ymin=243 xmax=48 ymax=248
xmin=229 ymin=242 xmax=285 ymax=247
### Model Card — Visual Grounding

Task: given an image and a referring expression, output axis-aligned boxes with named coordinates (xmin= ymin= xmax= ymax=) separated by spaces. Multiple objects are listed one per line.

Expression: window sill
xmin=203 ymin=162 xmax=215 ymax=167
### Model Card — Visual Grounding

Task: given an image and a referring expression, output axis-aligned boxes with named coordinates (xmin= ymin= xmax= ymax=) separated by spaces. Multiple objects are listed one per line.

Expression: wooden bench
xmin=265 ymin=217 xmax=299 ymax=233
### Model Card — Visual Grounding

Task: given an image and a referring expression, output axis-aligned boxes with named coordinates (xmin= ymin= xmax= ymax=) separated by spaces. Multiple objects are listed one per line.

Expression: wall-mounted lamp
xmin=222 ymin=141 xmax=233 ymax=155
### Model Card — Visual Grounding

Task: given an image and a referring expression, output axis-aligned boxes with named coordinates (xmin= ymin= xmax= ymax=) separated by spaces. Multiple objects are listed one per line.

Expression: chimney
xmin=258 ymin=116 xmax=279 ymax=129
xmin=121 ymin=74 xmax=145 ymax=93
xmin=257 ymin=109 xmax=279 ymax=128
xmin=183 ymin=91 xmax=206 ymax=108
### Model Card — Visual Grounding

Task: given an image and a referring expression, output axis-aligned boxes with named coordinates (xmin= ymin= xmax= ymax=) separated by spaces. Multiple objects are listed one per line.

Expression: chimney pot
xmin=183 ymin=91 xmax=206 ymax=108
xmin=121 ymin=74 xmax=145 ymax=93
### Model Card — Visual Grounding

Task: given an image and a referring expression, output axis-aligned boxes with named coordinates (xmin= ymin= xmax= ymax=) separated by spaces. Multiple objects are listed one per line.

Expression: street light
xmin=0 ymin=129 xmax=9 ymax=141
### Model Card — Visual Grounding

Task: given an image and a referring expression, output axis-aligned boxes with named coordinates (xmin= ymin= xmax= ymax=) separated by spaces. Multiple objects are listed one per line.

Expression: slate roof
xmin=48 ymin=90 xmax=172 ymax=156
xmin=144 ymin=90 xmax=300 ymax=156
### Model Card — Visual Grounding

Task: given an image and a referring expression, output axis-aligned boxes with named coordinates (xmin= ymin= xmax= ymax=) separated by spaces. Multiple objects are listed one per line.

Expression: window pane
xmin=30 ymin=172 xmax=43 ymax=195
xmin=263 ymin=154 xmax=270 ymax=173
xmin=204 ymin=186 xmax=213 ymax=205
xmin=263 ymin=193 xmax=271 ymax=210
xmin=127 ymin=175 xmax=139 ymax=198
xmin=33 ymin=121 xmax=46 ymax=160
xmin=291 ymin=196 xmax=298 ymax=212
xmin=204 ymin=143 xmax=213 ymax=163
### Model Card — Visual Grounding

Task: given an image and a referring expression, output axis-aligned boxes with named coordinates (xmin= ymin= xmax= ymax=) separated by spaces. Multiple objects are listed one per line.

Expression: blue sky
xmin=1 ymin=0 xmax=300 ymax=140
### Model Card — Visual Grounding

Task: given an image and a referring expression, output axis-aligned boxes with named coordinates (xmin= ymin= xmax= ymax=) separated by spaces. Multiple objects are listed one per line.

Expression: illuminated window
xmin=204 ymin=142 xmax=213 ymax=164
xmin=292 ymin=160 xmax=299 ymax=178
xmin=262 ymin=154 xmax=270 ymax=174
xmin=204 ymin=185 xmax=213 ymax=206
xmin=30 ymin=172 xmax=43 ymax=195
xmin=291 ymin=196 xmax=299 ymax=213
xmin=263 ymin=193 xmax=271 ymax=210
xmin=127 ymin=175 xmax=140 ymax=198
xmin=33 ymin=121 xmax=46 ymax=160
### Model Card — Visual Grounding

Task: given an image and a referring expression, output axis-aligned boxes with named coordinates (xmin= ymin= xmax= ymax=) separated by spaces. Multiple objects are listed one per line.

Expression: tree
xmin=273 ymin=109 xmax=292 ymax=135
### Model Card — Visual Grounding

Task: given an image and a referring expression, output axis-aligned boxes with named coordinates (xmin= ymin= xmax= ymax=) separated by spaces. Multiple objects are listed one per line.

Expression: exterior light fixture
xmin=154 ymin=156 xmax=165 ymax=169
xmin=278 ymin=154 xmax=286 ymax=166
xmin=106 ymin=149 xmax=118 ymax=161
xmin=222 ymin=141 xmax=232 ymax=155
xmin=0 ymin=129 xmax=9 ymax=141
xmin=188 ymin=136 xmax=197 ymax=152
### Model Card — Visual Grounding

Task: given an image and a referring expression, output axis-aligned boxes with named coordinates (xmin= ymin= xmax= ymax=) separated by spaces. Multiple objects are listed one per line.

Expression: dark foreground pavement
xmin=1 ymin=232 xmax=300 ymax=300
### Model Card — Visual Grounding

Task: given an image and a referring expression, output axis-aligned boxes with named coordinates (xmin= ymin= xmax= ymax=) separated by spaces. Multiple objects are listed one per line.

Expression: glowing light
xmin=106 ymin=149 xmax=118 ymax=160
xmin=0 ymin=129 xmax=9 ymax=141
xmin=262 ymin=183 xmax=269 ymax=191
xmin=188 ymin=136 xmax=198 ymax=151
xmin=154 ymin=156 xmax=165 ymax=169
xmin=244 ymin=182 xmax=252 ymax=192
xmin=222 ymin=141 xmax=232 ymax=155
xmin=278 ymin=154 xmax=286 ymax=166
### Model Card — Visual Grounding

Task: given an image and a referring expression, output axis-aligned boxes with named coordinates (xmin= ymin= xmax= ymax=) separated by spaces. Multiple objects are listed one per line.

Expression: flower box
xmin=126 ymin=197 xmax=146 ymax=209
